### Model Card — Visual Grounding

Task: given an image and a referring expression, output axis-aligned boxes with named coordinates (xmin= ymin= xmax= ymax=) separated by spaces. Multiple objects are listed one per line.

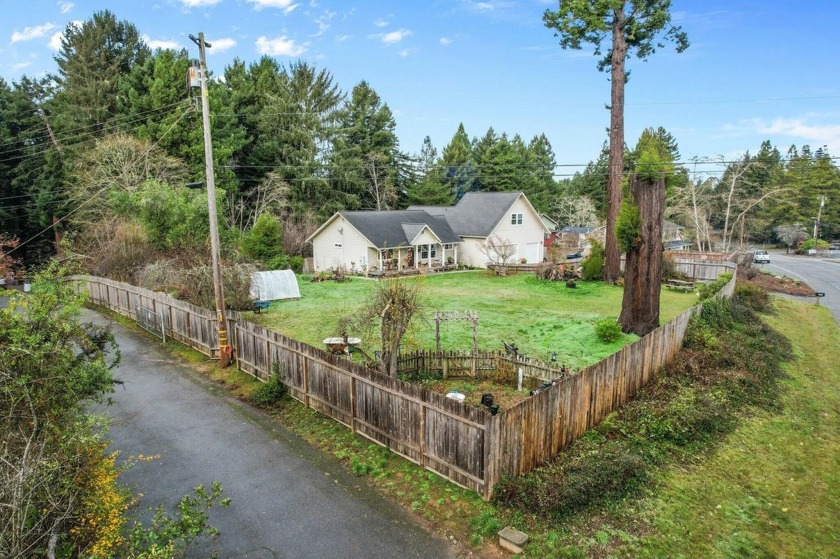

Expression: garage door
xmin=522 ymin=242 xmax=541 ymax=263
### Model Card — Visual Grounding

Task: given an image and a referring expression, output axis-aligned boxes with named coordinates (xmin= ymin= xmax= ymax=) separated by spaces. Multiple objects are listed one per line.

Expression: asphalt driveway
xmin=88 ymin=309 xmax=456 ymax=559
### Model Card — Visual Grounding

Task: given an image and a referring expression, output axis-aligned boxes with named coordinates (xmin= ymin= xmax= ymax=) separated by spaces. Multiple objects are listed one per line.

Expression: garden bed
xmin=744 ymin=270 xmax=815 ymax=296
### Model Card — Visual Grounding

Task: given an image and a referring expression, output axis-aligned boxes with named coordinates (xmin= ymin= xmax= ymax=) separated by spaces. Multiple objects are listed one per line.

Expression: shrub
xmin=251 ymin=365 xmax=288 ymax=407
xmin=733 ymin=283 xmax=770 ymax=312
xmin=661 ymin=252 xmax=689 ymax=281
xmin=698 ymin=272 xmax=732 ymax=300
xmin=581 ymin=239 xmax=605 ymax=281
xmin=595 ymin=318 xmax=623 ymax=343
xmin=494 ymin=439 xmax=648 ymax=518
xmin=241 ymin=213 xmax=283 ymax=263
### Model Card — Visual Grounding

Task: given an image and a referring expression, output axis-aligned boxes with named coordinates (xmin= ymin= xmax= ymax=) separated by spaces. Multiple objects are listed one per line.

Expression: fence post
xmin=419 ymin=404 xmax=426 ymax=470
xmin=350 ymin=376 xmax=357 ymax=434
xmin=302 ymin=357 xmax=310 ymax=407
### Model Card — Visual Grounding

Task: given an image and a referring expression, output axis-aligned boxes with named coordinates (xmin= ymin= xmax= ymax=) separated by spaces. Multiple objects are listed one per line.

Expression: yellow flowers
xmin=71 ymin=449 xmax=130 ymax=558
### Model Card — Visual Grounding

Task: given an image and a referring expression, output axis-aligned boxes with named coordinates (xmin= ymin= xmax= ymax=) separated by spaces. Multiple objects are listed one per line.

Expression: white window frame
xmin=511 ymin=212 xmax=523 ymax=225
xmin=420 ymin=244 xmax=437 ymax=259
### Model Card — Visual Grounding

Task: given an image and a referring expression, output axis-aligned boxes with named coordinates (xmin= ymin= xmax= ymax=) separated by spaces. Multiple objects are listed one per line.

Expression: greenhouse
xmin=250 ymin=270 xmax=301 ymax=302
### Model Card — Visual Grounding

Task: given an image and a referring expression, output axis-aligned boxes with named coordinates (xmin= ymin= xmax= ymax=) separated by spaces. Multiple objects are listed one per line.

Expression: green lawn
xmin=250 ymin=271 xmax=699 ymax=369
xmin=626 ymin=298 xmax=840 ymax=558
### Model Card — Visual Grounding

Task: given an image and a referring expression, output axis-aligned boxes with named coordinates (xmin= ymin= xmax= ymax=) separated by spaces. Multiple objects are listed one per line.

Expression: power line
xmin=6 ymin=105 xmax=194 ymax=257
xmin=0 ymin=100 xmax=191 ymax=152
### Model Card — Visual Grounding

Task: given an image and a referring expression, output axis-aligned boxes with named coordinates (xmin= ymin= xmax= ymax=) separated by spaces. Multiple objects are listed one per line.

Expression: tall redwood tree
xmin=544 ymin=0 xmax=688 ymax=283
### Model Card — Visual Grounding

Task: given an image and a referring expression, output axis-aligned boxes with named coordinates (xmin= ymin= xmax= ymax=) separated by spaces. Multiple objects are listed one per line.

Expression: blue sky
xmin=2 ymin=0 xmax=839 ymax=176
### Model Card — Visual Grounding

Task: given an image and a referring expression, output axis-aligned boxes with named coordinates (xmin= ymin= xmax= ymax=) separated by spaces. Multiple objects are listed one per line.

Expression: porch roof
xmin=340 ymin=210 xmax=462 ymax=248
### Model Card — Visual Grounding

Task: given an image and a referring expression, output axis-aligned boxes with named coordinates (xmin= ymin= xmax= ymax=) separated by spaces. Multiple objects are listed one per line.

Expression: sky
xmin=2 ymin=0 xmax=839 ymax=178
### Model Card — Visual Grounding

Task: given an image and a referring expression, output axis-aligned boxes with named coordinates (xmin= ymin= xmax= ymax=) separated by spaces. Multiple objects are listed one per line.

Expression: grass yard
xmin=623 ymin=298 xmax=840 ymax=558
xmin=250 ymin=271 xmax=698 ymax=370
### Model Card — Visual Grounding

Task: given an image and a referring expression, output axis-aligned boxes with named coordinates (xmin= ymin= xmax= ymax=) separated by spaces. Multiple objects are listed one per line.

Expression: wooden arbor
xmin=433 ymin=310 xmax=479 ymax=354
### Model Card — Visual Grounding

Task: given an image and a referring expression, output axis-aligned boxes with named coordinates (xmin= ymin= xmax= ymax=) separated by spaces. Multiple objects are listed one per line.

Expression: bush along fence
xmin=73 ymin=264 xmax=735 ymax=500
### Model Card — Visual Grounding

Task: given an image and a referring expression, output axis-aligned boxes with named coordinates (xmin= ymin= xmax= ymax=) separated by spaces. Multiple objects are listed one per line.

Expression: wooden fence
xmin=74 ymin=262 xmax=735 ymax=500
xmin=74 ymin=276 xmax=493 ymax=497
xmin=397 ymin=350 xmax=569 ymax=382
xmin=485 ymin=264 xmax=736 ymax=484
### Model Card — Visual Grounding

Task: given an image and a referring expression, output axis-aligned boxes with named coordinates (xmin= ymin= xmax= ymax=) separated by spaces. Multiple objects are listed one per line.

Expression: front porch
xmin=368 ymin=242 xmax=460 ymax=277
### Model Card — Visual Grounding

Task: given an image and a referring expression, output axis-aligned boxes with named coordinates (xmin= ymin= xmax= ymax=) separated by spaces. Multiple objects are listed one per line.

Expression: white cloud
xmin=59 ymin=2 xmax=74 ymax=13
xmin=209 ymin=37 xmax=236 ymax=52
xmin=721 ymin=115 xmax=840 ymax=154
xmin=373 ymin=18 xmax=389 ymax=28
xmin=12 ymin=61 xmax=33 ymax=71
xmin=181 ymin=0 xmax=222 ymax=7
xmin=312 ymin=10 xmax=336 ymax=37
xmin=399 ymin=48 xmax=415 ymax=57
xmin=753 ymin=116 xmax=840 ymax=146
xmin=11 ymin=23 xmax=57 ymax=44
xmin=335 ymin=34 xmax=351 ymax=43
xmin=142 ymin=34 xmax=181 ymax=50
xmin=256 ymin=35 xmax=307 ymax=56
xmin=48 ymin=31 xmax=63 ymax=50
xmin=381 ymin=28 xmax=411 ymax=45
xmin=248 ymin=0 xmax=299 ymax=13
xmin=439 ymin=36 xmax=452 ymax=46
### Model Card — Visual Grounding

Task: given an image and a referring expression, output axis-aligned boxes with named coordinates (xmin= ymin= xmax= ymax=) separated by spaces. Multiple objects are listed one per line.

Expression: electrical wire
xmin=5 ymin=105 xmax=194 ymax=256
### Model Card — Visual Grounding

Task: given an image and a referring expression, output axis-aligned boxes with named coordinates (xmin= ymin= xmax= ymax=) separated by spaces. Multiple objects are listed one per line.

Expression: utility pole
xmin=190 ymin=32 xmax=232 ymax=367
xmin=813 ymin=195 xmax=826 ymax=240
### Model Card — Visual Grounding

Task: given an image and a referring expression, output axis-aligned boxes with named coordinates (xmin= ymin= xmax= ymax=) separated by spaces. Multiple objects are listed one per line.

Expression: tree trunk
xmin=618 ymin=175 xmax=665 ymax=336
xmin=604 ymin=7 xmax=627 ymax=283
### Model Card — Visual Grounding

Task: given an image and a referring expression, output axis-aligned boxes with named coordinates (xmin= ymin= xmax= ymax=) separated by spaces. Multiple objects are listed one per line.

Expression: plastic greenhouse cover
xmin=249 ymin=270 xmax=301 ymax=301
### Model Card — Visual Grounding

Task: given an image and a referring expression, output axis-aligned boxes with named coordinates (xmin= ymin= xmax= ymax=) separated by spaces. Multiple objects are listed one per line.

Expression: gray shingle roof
xmin=560 ymin=226 xmax=598 ymax=234
xmin=408 ymin=191 xmax=525 ymax=237
xmin=339 ymin=210 xmax=462 ymax=248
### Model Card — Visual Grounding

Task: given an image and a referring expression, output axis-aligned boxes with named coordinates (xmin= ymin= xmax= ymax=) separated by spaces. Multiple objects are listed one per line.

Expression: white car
xmin=753 ymin=250 xmax=770 ymax=264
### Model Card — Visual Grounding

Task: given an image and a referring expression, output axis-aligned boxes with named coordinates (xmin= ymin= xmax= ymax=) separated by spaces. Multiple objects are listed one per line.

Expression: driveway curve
xmin=88 ymin=309 xmax=456 ymax=559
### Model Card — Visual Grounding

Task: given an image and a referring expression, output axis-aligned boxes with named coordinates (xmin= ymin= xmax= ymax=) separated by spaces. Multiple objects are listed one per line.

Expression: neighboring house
xmin=557 ymin=225 xmax=606 ymax=249
xmin=307 ymin=192 xmax=549 ymax=272
xmin=663 ymin=220 xmax=692 ymax=251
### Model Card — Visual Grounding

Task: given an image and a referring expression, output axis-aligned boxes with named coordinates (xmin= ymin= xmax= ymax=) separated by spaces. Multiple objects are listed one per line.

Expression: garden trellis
xmin=433 ymin=310 xmax=480 ymax=354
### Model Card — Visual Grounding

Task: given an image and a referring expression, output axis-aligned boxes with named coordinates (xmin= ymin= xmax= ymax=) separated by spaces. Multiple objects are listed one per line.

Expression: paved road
xmin=763 ymin=252 xmax=840 ymax=324
xmin=88 ymin=309 xmax=456 ymax=559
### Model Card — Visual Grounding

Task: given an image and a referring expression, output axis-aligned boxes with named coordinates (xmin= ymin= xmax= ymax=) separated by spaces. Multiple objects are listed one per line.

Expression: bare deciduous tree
xmin=365 ymin=153 xmax=397 ymax=211
xmin=355 ymin=279 xmax=422 ymax=377
xmin=554 ymin=195 xmax=599 ymax=228
xmin=226 ymin=171 xmax=291 ymax=232
xmin=479 ymin=235 xmax=518 ymax=275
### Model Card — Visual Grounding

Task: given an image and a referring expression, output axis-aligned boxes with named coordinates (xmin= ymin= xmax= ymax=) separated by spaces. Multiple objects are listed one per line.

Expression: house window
xmin=334 ymin=243 xmax=342 ymax=248
xmin=444 ymin=243 xmax=453 ymax=249
xmin=511 ymin=213 xmax=523 ymax=225
xmin=420 ymin=245 xmax=437 ymax=259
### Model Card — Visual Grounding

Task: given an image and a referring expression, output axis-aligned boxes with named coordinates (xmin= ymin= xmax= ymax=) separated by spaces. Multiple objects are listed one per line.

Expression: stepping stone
xmin=498 ymin=526 xmax=528 ymax=554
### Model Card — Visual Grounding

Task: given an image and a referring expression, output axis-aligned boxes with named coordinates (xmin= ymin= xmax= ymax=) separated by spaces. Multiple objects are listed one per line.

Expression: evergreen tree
xmin=525 ymin=133 xmax=558 ymax=213
xmin=330 ymin=81 xmax=401 ymax=213
xmin=52 ymin=11 xmax=150 ymax=137
xmin=405 ymin=136 xmax=454 ymax=206
xmin=544 ymin=0 xmax=689 ymax=282
xmin=439 ymin=123 xmax=475 ymax=199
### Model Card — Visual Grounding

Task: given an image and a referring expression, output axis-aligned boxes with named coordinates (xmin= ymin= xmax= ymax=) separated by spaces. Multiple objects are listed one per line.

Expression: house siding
xmin=460 ymin=237 xmax=488 ymax=267
xmin=488 ymin=196 xmax=545 ymax=263
xmin=311 ymin=216 xmax=373 ymax=272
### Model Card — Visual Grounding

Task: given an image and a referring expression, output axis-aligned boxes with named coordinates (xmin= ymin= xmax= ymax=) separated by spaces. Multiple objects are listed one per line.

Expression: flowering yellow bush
xmin=70 ymin=446 xmax=130 ymax=558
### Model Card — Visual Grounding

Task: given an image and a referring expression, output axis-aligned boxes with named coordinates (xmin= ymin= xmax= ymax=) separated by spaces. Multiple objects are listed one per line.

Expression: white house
xmin=307 ymin=192 xmax=549 ymax=273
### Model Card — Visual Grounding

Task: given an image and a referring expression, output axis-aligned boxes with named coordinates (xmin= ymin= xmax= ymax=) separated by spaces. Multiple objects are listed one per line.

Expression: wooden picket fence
xmin=74 ymin=262 xmax=735 ymax=500
xmin=397 ymin=350 xmax=570 ymax=382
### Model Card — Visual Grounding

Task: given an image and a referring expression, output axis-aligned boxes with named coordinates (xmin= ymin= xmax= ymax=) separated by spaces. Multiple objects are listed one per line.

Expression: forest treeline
xmin=1 ymin=10 xmax=838 ymax=276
